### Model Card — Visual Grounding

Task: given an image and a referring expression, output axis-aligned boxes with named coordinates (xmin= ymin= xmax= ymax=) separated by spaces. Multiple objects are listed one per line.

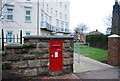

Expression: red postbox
xmin=50 ymin=40 xmax=63 ymax=72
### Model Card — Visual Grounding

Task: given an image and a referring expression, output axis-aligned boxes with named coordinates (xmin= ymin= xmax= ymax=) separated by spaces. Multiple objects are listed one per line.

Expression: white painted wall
xmin=1 ymin=0 xmax=70 ymax=44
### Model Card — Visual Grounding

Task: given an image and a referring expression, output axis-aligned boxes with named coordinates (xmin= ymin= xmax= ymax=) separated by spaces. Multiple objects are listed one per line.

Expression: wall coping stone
xmin=23 ymin=35 xmax=74 ymax=39
xmin=108 ymin=34 xmax=120 ymax=38
xmin=5 ymin=44 xmax=23 ymax=49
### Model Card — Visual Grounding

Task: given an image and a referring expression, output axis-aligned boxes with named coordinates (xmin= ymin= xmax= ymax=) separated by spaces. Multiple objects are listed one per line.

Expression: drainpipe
xmin=37 ymin=0 xmax=39 ymax=35
xmin=0 ymin=0 xmax=2 ymax=17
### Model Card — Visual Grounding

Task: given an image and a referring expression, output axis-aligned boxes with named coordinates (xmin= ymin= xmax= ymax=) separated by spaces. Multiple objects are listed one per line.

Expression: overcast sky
xmin=70 ymin=0 xmax=115 ymax=34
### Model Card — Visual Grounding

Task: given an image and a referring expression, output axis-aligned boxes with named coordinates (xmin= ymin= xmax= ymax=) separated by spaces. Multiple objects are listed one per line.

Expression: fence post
xmin=2 ymin=29 xmax=4 ymax=51
xmin=6 ymin=34 xmax=7 ymax=43
xmin=20 ymin=30 xmax=22 ymax=44
xmin=17 ymin=34 xmax=18 ymax=43
xmin=13 ymin=34 xmax=15 ymax=43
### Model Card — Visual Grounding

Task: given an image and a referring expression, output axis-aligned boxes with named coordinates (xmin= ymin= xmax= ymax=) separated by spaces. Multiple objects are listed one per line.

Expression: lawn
xmin=74 ymin=43 xmax=108 ymax=62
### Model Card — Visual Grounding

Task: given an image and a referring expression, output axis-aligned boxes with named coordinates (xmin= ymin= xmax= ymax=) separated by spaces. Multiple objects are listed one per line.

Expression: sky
xmin=70 ymin=0 xmax=115 ymax=34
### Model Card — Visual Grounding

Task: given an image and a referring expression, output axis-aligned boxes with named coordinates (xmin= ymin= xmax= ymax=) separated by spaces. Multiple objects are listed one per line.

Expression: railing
xmin=64 ymin=29 xmax=70 ymax=33
xmin=41 ymin=21 xmax=55 ymax=32
xmin=74 ymin=43 xmax=90 ymax=63
xmin=1 ymin=29 xmax=22 ymax=51
xmin=41 ymin=21 xmax=70 ymax=34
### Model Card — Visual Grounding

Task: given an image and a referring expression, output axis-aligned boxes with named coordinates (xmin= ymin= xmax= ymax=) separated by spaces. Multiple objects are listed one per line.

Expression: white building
xmin=0 ymin=0 xmax=70 ymax=43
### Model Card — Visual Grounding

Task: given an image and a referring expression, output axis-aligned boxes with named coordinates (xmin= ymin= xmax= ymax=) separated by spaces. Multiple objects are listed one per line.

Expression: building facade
xmin=0 ymin=0 xmax=70 ymax=43
xmin=112 ymin=0 xmax=120 ymax=35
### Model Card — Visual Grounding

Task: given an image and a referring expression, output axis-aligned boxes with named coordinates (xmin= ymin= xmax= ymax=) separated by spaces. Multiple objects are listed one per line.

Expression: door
xmin=50 ymin=40 xmax=63 ymax=72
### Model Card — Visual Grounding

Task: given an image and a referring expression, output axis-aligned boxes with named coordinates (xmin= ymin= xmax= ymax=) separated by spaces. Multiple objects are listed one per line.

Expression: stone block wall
xmin=2 ymin=36 xmax=74 ymax=79
xmin=108 ymin=35 xmax=120 ymax=66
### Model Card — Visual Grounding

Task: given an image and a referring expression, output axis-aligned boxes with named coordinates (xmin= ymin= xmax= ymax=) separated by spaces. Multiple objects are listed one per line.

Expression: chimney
xmin=115 ymin=0 xmax=118 ymax=5
xmin=96 ymin=29 xmax=98 ymax=32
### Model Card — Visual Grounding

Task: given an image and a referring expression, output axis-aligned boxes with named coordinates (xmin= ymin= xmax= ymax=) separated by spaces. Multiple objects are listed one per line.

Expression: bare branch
xmin=0 ymin=1 xmax=11 ymax=17
xmin=74 ymin=23 xmax=89 ymax=34
xmin=0 ymin=2 xmax=11 ymax=11
xmin=104 ymin=14 xmax=112 ymax=27
xmin=104 ymin=14 xmax=112 ymax=35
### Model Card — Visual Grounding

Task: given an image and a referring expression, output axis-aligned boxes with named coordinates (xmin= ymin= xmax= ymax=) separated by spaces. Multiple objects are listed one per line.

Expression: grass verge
xmin=74 ymin=43 xmax=108 ymax=62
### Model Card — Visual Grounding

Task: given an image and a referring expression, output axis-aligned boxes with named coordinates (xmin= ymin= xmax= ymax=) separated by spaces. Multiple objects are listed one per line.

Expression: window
xmin=7 ymin=9 xmax=13 ymax=20
xmin=47 ymin=4 xmax=49 ymax=12
xmin=42 ymin=0 xmax=44 ymax=7
xmin=55 ymin=11 xmax=57 ymax=17
xmin=7 ymin=32 xmax=13 ymax=43
xmin=56 ymin=20 xmax=59 ymax=32
xmin=65 ymin=23 xmax=69 ymax=32
xmin=65 ymin=23 xmax=68 ymax=28
xmin=26 ymin=32 xmax=30 ymax=36
xmin=25 ymin=10 xmax=31 ymax=21
xmin=51 ymin=8 xmax=53 ymax=15
xmin=41 ymin=13 xmax=44 ymax=27
xmin=65 ymin=5 xmax=67 ymax=9
xmin=41 ymin=13 xmax=44 ymax=21
xmin=60 ymin=13 xmax=62 ymax=19
xmin=60 ymin=2 xmax=62 ymax=7
xmin=45 ymin=15 xmax=48 ymax=22
xmin=65 ymin=14 xmax=67 ymax=20
xmin=61 ymin=22 xmax=64 ymax=31
xmin=49 ymin=17 xmax=52 ymax=30
xmin=56 ymin=20 xmax=59 ymax=27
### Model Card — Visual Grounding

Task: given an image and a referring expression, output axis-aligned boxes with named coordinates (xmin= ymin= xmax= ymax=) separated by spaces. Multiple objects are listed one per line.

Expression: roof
xmin=87 ymin=29 xmax=103 ymax=35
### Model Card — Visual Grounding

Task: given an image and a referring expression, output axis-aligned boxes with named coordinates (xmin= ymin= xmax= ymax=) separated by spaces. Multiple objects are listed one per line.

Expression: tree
xmin=74 ymin=23 xmax=88 ymax=35
xmin=104 ymin=14 xmax=112 ymax=35
xmin=74 ymin=23 xmax=88 ymax=40
xmin=0 ymin=0 xmax=11 ymax=18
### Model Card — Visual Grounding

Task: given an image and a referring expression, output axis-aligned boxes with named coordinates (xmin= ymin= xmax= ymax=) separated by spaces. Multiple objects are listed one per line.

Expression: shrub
xmin=86 ymin=34 xmax=108 ymax=50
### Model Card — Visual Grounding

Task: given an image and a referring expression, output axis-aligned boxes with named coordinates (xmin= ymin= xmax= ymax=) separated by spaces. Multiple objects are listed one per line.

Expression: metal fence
xmin=1 ymin=29 xmax=22 ymax=51
xmin=74 ymin=43 xmax=90 ymax=63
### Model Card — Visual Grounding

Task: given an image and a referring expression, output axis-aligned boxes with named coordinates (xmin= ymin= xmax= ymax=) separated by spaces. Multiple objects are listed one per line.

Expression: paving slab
xmin=76 ymin=68 xmax=119 ymax=79
xmin=74 ymin=53 xmax=114 ymax=73
xmin=30 ymin=73 xmax=81 ymax=80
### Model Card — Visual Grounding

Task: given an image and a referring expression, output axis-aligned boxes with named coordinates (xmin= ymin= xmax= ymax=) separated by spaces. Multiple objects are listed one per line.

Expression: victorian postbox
xmin=50 ymin=40 xmax=63 ymax=72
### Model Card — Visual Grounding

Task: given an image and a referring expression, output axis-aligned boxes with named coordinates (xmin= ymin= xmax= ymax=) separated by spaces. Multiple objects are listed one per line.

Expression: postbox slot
xmin=52 ymin=45 xmax=60 ymax=47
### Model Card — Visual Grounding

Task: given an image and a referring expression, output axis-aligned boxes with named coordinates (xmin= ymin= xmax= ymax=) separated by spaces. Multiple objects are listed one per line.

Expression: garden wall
xmin=2 ymin=36 xmax=74 ymax=79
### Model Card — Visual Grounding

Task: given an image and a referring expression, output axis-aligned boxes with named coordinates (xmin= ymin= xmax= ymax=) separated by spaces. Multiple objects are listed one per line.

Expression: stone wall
xmin=108 ymin=34 xmax=120 ymax=66
xmin=2 ymin=36 xmax=74 ymax=79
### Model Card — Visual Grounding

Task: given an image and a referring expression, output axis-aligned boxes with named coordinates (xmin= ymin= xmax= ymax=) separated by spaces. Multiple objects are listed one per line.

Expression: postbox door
xmin=50 ymin=40 xmax=63 ymax=72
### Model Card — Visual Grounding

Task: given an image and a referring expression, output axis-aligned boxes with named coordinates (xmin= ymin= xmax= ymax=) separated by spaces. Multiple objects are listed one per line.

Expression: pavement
xmin=32 ymin=73 xmax=80 ymax=80
xmin=74 ymin=53 xmax=114 ymax=73
xmin=76 ymin=68 xmax=119 ymax=79
xmin=74 ymin=53 xmax=119 ymax=79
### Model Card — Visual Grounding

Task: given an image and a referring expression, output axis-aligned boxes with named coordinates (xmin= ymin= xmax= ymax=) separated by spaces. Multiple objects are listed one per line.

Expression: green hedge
xmin=86 ymin=34 xmax=108 ymax=50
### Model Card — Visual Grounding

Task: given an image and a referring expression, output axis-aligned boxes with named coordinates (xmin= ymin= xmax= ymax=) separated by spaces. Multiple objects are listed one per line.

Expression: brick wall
xmin=108 ymin=34 xmax=120 ymax=66
xmin=2 ymin=36 xmax=74 ymax=79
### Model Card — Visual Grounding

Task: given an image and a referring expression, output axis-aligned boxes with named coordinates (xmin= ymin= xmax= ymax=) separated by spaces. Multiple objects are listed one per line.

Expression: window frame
xmin=60 ymin=13 xmax=62 ymax=19
xmin=65 ymin=14 xmax=67 ymax=20
xmin=26 ymin=32 xmax=30 ymax=36
xmin=7 ymin=31 xmax=13 ymax=43
xmin=55 ymin=10 xmax=57 ymax=17
xmin=61 ymin=21 xmax=64 ymax=32
xmin=7 ymin=8 xmax=13 ymax=20
xmin=25 ymin=10 xmax=31 ymax=21
xmin=47 ymin=4 xmax=49 ymax=12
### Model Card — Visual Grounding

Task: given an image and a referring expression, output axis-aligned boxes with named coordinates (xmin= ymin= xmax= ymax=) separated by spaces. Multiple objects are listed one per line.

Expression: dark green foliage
xmin=86 ymin=34 xmax=109 ymax=50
